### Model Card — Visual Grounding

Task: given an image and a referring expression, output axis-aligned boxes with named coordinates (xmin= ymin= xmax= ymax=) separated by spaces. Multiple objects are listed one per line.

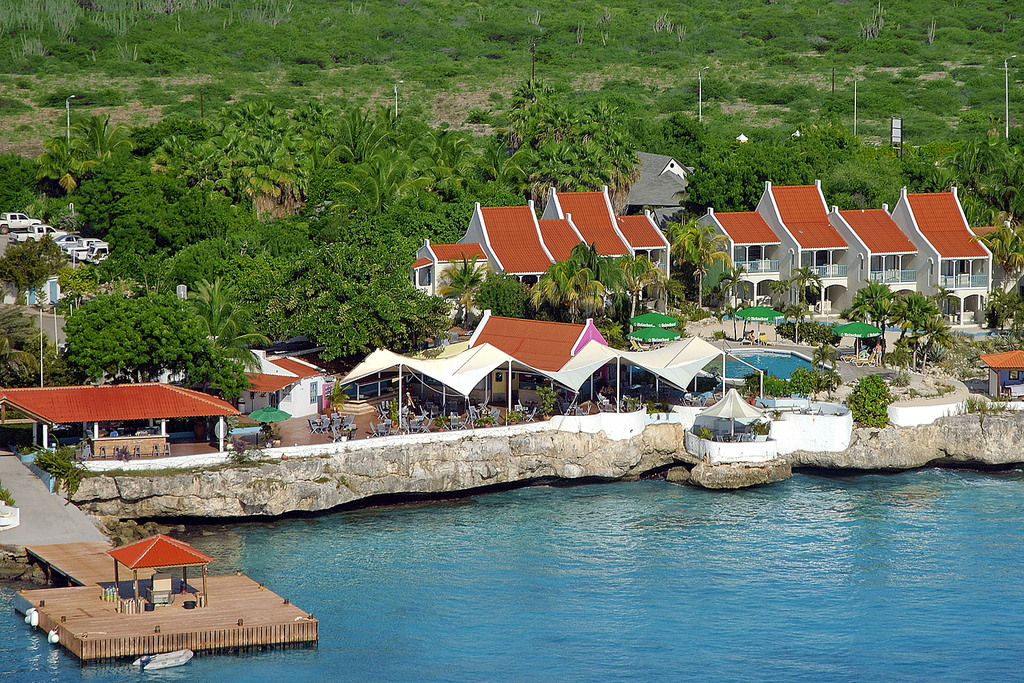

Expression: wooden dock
xmin=26 ymin=542 xmax=126 ymax=586
xmin=17 ymin=543 xmax=318 ymax=661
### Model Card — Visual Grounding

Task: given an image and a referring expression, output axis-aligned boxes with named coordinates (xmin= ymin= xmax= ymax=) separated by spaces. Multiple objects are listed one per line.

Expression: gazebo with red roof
xmin=109 ymin=534 xmax=213 ymax=606
xmin=979 ymin=350 xmax=1024 ymax=397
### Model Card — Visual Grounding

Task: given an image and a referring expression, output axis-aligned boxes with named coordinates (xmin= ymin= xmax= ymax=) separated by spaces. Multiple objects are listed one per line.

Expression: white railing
xmin=940 ymin=274 xmax=987 ymax=288
xmin=736 ymin=259 xmax=780 ymax=274
xmin=812 ymin=264 xmax=847 ymax=278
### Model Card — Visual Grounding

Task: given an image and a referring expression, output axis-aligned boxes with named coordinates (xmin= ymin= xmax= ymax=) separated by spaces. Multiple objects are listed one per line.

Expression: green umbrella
xmin=629 ymin=311 xmax=679 ymax=328
xmin=833 ymin=321 xmax=883 ymax=338
xmin=734 ymin=305 xmax=784 ymax=322
xmin=627 ymin=326 xmax=681 ymax=342
xmin=248 ymin=406 xmax=292 ymax=422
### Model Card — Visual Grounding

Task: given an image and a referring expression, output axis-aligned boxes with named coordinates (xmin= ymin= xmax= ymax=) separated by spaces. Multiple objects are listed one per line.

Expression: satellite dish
xmin=214 ymin=421 xmax=227 ymax=439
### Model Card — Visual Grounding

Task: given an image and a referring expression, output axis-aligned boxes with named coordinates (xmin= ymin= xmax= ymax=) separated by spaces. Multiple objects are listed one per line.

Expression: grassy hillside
xmin=0 ymin=0 xmax=1022 ymax=154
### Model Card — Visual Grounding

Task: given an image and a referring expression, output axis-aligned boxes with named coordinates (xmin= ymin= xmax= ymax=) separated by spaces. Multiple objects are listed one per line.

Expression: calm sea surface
xmin=3 ymin=469 xmax=1023 ymax=682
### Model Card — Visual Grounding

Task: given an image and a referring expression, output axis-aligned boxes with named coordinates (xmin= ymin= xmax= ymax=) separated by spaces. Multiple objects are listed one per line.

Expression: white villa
xmin=244 ymin=351 xmax=331 ymax=418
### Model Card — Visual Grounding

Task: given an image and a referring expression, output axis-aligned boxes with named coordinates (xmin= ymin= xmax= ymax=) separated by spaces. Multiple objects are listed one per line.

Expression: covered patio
xmin=109 ymin=534 xmax=213 ymax=609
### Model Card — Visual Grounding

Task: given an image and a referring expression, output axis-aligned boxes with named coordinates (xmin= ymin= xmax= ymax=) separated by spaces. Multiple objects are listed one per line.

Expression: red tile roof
xmin=771 ymin=185 xmax=847 ymax=249
xmin=247 ymin=373 xmax=298 ymax=393
xmin=907 ymin=193 xmax=988 ymax=258
xmin=557 ymin=192 xmax=629 ymax=255
xmin=538 ymin=219 xmax=581 ymax=262
xmin=432 ymin=243 xmax=485 ymax=262
xmin=270 ymin=357 xmax=321 ymax=380
xmin=480 ymin=206 xmax=552 ymax=274
xmin=0 ymin=384 xmax=239 ymax=424
xmin=980 ymin=349 xmax=1024 ymax=369
xmin=471 ymin=316 xmax=585 ymax=371
xmin=714 ymin=212 xmax=780 ymax=245
xmin=109 ymin=534 xmax=213 ymax=569
xmin=615 ymin=215 xmax=668 ymax=249
xmin=412 ymin=257 xmax=431 ymax=269
xmin=840 ymin=209 xmax=916 ymax=254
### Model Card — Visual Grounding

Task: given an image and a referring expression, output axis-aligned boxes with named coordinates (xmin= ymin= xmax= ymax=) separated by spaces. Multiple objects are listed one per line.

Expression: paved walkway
xmin=0 ymin=455 xmax=108 ymax=546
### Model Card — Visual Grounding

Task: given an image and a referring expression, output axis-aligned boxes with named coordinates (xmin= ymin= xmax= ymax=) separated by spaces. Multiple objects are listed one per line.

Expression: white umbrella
xmin=700 ymin=388 xmax=763 ymax=438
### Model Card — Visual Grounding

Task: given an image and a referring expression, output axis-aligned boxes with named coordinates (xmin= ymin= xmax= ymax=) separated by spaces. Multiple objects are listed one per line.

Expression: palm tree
xmin=190 ymin=278 xmax=269 ymax=372
xmin=893 ymin=292 xmax=941 ymax=368
xmin=35 ymin=138 xmax=82 ymax=194
xmin=0 ymin=335 xmax=33 ymax=376
xmin=716 ymin=265 xmax=749 ymax=307
xmin=812 ymin=344 xmax=838 ymax=370
xmin=619 ymin=254 xmax=666 ymax=321
xmin=783 ymin=302 xmax=808 ymax=345
xmin=670 ymin=218 xmax=731 ymax=308
xmin=919 ymin=316 xmax=953 ymax=373
xmin=849 ymin=282 xmax=896 ymax=359
xmin=789 ymin=264 xmax=824 ymax=312
xmin=974 ymin=222 xmax=1024 ymax=292
xmin=531 ymin=259 xmax=606 ymax=323
xmin=440 ymin=256 xmax=487 ymax=328
xmin=70 ymin=115 xmax=135 ymax=166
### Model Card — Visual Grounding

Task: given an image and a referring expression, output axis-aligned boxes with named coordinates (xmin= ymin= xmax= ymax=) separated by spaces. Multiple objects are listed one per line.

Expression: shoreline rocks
xmin=68 ymin=412 xmax=1024 ymax=520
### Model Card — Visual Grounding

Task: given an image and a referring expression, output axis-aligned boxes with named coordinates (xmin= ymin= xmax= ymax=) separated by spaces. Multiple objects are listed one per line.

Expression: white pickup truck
xmin=0 ymin=212 xmax=39 ymax=235
xmin=10 ymin=223 xmax=68 ymax=243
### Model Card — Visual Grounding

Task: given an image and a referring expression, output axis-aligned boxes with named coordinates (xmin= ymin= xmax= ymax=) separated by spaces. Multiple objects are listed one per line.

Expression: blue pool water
xmin=726 ymin=351 xmax=813 ymax=379
xmin=3 ymin=469 xmax=1024 ymax=682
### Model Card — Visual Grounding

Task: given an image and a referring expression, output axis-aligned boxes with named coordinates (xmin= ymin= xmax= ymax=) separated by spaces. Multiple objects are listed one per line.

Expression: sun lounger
xmin=758 ymin=333 xmax=770 ymax=346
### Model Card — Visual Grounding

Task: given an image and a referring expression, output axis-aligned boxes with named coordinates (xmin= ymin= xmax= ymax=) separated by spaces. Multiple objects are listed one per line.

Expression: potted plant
xmin=505 ymin=409 xmax=524 ymax=425
xmin=696 ymin=426 xmax=714 ymax=441
xmin=536 ymin=386 xmax=557 ymax=418
xmin=435 ymin=415 xmax=452 ymax=430
xmin=475 ymin=414 xmax=495 ymax=428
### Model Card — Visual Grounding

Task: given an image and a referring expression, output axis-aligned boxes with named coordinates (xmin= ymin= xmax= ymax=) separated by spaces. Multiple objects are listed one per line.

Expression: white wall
xmin=684 ymin=430 xmax=778 ymax=464
xmin=770 ymin=410 xmax=853 ymax=454
xmin=887 ymin=400 xmax=964 ymax=427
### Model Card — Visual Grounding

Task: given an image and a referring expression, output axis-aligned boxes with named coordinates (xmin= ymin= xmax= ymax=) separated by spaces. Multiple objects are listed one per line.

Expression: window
xmin=310 ymin=381 xmax=319 ymax=405
xmin=1010 ymin=371 xmax=1019 ymax=381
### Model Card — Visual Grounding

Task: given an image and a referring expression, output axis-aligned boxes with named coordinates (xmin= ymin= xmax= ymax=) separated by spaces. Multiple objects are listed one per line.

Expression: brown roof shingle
xmin=538 ymin=219 xmax=581 ymax=262
xmin=480 ymin=206 xmax=552 ymax=274
xmin=907 ymin=193 xmax=988 ymax=258
xmin=840 ymin=209 xmax=916 ymax=254
xmin=615 ymin=215 xmax=669 ymax=249
xmin=471 ymin=316 xmax=586 ymax=371
xmin=715 ymin=212 xmax=780 ymax=245
xmin=772 ymin=185 xmax=847 ymax=249
xmin=557 ymin=192 xmax=629 ymax=255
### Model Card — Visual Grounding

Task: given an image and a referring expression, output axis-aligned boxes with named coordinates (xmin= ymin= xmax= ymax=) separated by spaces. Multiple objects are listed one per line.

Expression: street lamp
xmin=1006 ymin=56 xmax=1017 ymax=140
xmin=698 ymin=67 xmax=710 ymax=123
xmin=394 ymin=80 xmax=404 ymax=118
xmin=65 ymin=95 xmax=76 ymax=144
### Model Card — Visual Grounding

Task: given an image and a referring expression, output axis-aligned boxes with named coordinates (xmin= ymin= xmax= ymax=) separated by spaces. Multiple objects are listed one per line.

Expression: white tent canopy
xmin=340 ymin=343 xmax=533 ymax=398
xmin=701 ymin=388 xmax=763 ymax=421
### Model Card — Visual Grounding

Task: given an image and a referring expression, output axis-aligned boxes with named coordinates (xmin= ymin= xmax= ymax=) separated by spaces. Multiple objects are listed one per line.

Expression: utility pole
xmin=698 ymin=66 xmax=710 ymax=123
xmin=65 ymin=95 xmax=76 ymax=144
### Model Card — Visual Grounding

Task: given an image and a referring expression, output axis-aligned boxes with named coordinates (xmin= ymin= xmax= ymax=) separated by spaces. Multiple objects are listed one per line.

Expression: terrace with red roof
xmin=890 ymin=187 xmax=992 ymax=323
xmin=468 ymin=311 xmax=607 ymax=372
xmin=829 ymin=207 xmax=920 ymax=292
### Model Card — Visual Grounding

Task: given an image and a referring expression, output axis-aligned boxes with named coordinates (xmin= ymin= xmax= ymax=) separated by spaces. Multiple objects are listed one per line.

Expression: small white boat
xmin=133 ymin=649 xmax=194 ymax=670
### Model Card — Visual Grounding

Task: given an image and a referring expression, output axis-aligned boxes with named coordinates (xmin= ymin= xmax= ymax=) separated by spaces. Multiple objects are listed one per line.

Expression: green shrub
xmin=891 ymin=369 xmax=911 ymax=387
xmin=848 ymin=375 xmax=893 ymax=427
xmin=536 ymin=385 xmax=557 ymax=416
xmin=32 ymin=446 xmax=84 ymax=501
xmin=0 ymin=480 xmax=14 ymax=506
xmin=775 ymin=321 xmax=840 ymax=346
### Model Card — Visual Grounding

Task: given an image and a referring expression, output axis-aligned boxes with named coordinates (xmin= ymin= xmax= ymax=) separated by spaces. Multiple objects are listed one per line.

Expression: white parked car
xmin=0 ymin=212 xmax=38 ymax=234
xmin=10 ymin=223 xmax=67 ymax=242
xmin=80 ymin=238 xmax=110 ymax=263
xmin=54 ymin=234 xmax=84 ymax=251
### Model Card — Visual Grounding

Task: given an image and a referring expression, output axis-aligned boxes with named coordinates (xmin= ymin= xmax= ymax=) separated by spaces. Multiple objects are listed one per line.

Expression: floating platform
xmin=16 ymin=543 xmax=317 ymax=661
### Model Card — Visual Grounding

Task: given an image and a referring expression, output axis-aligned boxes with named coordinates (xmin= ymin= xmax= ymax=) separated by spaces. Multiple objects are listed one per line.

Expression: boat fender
xmin=48 ymin=628 xmax=59 ymax=644
xmin=139 ymin=655 xmax=152 ymax=670
xmin=24 ymin=607 xmax=36 ymax=625
xmin=30 ymin=609 xmax=39 ymax=627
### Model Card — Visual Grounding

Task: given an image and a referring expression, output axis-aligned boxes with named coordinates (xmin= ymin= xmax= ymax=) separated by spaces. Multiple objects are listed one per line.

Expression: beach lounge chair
xmin=758 ymin=333 xmax=770 ymax=346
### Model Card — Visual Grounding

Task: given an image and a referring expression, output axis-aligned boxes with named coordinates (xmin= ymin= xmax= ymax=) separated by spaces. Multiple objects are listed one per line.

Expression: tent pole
xmin=616 ymin=358 xmax=621 ymax=412
xmin=760 ymin=370 xmax=764 ymax=399
xmin=114 ymin=560 xmax=119 ymax=599
xmin=202 ymin=565 xmax=208 ymax=607
xmin=398 ymin=365 xmax=403 ymax=427
xmin=507 ymin=360 xmax=512 ymax=415
xmin=133 ymin=569 xmax=139 ymax=601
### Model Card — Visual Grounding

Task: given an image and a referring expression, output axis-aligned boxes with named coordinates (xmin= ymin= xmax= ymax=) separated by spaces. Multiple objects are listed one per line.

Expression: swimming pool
xmin=724 ymin=351 xmax=814 ymax=380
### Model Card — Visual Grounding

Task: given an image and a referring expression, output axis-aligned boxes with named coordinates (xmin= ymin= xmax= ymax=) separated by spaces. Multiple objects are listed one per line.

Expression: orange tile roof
xmin=432 ymin=243 xmax=485 ymax=262
xmin=412 ymin=257 xmax=431 ymax=269
xmin=480 ymin=206 xmax=552 ymax=274
xmin=771 ymin=185 xmax=847 ymax=249
xmin=247 ymin=373 xmax=298 ymax=393
xmin=538 ymin=219 xmax=581 ymax=262
xmin=615 ymin=215 xmax=668 ymax=249
xmin=109 ymin=534 xmax=213 ymax=569
xmin=714 ymin=212 xmax=780 ymax=245
xmin=270 ymin=357 xmax=321 ymax=380
xmin=840 ymin=209 xmax=916 ymax=254
xmin=907 ymin=193 xmax=988 ymax=258
xmin=472 ymin=316 xmax=585 ymax=371
xmin=979 ymin=349 xmax=1024 ymax=369
xmin=0 ymin=384 xmax=239 ymax=424
xmin=557 ymin=192 xmax=629 ymax=255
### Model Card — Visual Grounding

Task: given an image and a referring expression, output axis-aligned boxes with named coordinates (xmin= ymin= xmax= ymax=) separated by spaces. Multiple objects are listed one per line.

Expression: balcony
xmin=812 ymin=264 xmax=847 ymax=278
xmin=869 ymin=269 xmax=916 ymax=284
xmin=736 ymin=259 xmax=780 ymax=274
xmin=940 ymin=274 xmax=988 ymax=289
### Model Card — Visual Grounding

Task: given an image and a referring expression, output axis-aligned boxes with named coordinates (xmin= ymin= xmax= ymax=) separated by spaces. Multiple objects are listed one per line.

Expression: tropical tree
xmin=619 ymin=254 xmax=667 ymax=321
xmin=918 ymin=316 xmax=954 ymax=373
xmin=531 ymin=259 xmax=606 ymax=323
xmin=440 ymin=256 xmax=488 ymax=327
xmin=974 ymin=222 xmax=1024 ymax=292
xmin=189 ymin=278 xmax=269 ymax=372
xmin=848 ymin=281 xmax=897 ymax=359
xmin=789 ymin=264 xmax=824 ymax=311
xmin=670 ymin=218 xmax=730 ymax=308
xmin=783 ymin=302 xmax=808 ymax=345
xmin=716 ymin=265 xmax=749 ymax=307
xmin=0 ymin=334 xmax=33 ymax=376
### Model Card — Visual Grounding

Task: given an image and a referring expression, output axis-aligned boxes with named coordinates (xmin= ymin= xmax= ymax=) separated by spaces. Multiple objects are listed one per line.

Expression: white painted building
xmin=244 ymin=351 xmax=330 ymax=418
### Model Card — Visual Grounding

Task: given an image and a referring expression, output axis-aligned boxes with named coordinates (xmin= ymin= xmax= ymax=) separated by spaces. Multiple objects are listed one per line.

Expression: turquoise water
xmin=727 ymin=351 xmax=813 ymax=379
xmin=3 ymin=469 xmax=1024 ymax=682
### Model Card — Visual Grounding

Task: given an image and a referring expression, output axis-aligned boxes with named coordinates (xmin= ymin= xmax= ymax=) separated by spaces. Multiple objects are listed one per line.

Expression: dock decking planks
xmin=26 ymin=542 xmax=121 ymax=586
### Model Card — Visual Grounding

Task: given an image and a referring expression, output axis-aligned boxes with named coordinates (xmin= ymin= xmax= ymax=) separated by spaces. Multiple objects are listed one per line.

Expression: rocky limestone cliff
xmin=73 ymin=424 xmax=695 ymax=519
xmin=790 ymin=410 xmax=1024 ymax=470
